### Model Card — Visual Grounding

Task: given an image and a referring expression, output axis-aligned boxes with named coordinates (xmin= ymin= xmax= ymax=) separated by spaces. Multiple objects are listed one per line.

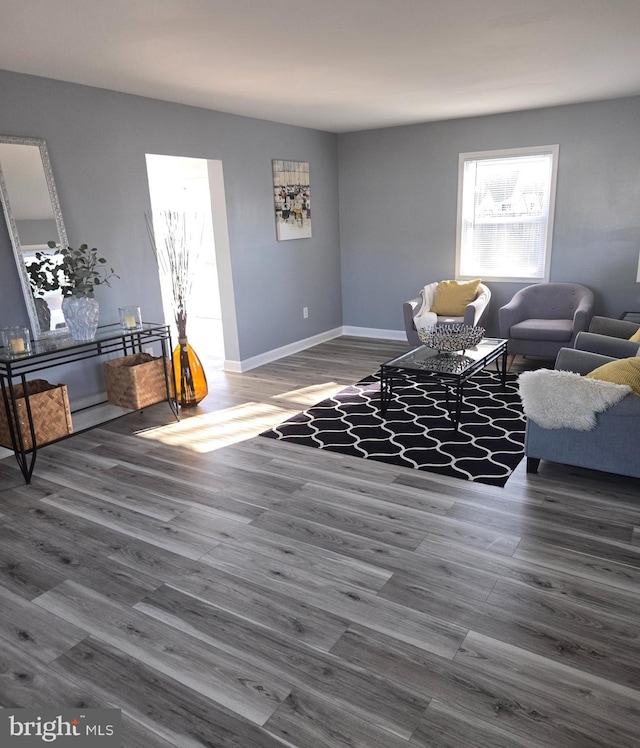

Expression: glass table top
xmin=0 ymin=322 xmax=169 ymax=365
xmin=381 ymin=338 xmax=507 ymax=376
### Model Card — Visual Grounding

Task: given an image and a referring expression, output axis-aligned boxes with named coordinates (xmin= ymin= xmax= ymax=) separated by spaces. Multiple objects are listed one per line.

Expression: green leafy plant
xmin=44 ymin=240 xmax=119 ymax=298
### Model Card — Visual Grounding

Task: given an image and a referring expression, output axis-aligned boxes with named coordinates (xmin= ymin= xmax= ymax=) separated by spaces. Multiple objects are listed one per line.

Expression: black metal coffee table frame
xmin=379 ymin=338 xmax=508 ymax=430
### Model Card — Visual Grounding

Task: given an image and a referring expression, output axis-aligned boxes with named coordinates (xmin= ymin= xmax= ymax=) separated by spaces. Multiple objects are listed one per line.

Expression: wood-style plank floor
xmin=1 ymin=336 xmax=639 ymax=747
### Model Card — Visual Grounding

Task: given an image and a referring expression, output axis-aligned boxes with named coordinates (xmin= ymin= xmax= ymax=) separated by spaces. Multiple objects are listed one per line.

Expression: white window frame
xmin=455 ymin=144 xmax=559 ymax=283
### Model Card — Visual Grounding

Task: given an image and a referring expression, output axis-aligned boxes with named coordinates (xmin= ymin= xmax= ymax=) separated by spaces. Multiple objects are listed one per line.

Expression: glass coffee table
xmin=379 ymin=337 xmax=508 ymax=429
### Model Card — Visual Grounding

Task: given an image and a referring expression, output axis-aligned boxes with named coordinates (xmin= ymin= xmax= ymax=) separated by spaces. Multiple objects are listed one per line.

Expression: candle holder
xmin=0 ymin=326 xmax=32 ymax=357
xmin=119 ymin=306 xmax=143 ymax=332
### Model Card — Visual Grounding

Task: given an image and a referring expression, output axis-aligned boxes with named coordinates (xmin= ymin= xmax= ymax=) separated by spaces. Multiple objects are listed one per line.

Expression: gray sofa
xmin=525 ymin=347 xmax=640 ymax=479
xmin=574 ymin=315 xmax=640 ymax=358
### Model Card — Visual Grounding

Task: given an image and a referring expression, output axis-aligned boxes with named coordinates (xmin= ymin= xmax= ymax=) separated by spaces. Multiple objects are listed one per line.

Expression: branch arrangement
xmin=145 ymin=210 xmax=202 ymax=339
xmin=146 ymin=210 xmax=204 ymax=407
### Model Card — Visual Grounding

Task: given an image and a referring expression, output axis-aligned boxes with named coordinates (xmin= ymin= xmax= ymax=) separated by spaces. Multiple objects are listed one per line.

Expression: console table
xmin=0 ymin=322 xmax=179 ymax=484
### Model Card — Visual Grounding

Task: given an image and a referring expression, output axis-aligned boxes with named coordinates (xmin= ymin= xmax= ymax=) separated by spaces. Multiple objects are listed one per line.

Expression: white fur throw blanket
xmin=518 ymin=369 xmax=631 ymax=431
xmin=413 ymin=282 xmax=438 ymax=330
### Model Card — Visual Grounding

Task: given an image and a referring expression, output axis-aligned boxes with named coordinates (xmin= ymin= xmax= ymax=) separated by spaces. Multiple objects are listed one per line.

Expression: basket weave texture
xmin=0 ymin=379 xmax=73 ymax=450
xmin=104 ymin=353 xmax=172 ymax=410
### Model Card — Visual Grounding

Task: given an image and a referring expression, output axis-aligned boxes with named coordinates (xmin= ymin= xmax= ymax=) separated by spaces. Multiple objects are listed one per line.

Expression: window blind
xmin=457 ymin=148 xmax=557 ymax=281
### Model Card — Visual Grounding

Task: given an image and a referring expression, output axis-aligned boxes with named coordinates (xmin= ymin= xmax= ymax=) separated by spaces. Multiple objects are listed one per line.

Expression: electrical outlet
xmin=303 ymin=306 xmax=309 ymax=319
xmin=143 ymin=346 xmax=154 ymax=356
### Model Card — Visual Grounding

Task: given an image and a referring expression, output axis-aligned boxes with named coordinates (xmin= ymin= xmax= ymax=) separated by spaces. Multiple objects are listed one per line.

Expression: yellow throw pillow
xmin=585 ymin=356 xmax=640 ymax=396
xmin=430 ymin=279 xmax=481 ymax=316
xmin=628 ymin=328 xmax=640 ymax=343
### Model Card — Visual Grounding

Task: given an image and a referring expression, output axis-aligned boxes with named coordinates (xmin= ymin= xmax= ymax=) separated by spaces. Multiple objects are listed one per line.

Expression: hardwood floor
xmin=1 ymin=336 xmax=639 ymax=747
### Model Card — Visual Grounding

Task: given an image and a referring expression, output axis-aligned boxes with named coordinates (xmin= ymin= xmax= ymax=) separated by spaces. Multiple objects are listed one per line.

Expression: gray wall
xmin=2 ymin=66 xmax=639 ymax=405
xmin=0 ymin=69 xmax=341 ymax=403
xmin=338 ymin=97 xmax=640 ymax=336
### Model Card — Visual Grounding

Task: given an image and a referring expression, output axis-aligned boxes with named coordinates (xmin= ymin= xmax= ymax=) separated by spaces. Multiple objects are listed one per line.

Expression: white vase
xmin=62 ymin=296 xmax=100 ymax=341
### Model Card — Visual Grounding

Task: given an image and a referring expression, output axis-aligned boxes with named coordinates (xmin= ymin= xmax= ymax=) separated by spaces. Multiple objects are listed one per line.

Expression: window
xmin=455 ymin=145 xmax=559 ymax=282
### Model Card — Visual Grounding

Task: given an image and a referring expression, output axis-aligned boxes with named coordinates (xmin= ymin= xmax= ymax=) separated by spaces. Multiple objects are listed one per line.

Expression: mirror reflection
xmin=0 ymin=136 xmax=68 ymax=338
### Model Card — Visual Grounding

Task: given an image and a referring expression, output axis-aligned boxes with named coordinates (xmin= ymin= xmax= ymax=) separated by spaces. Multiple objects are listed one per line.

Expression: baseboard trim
xmin=342 ymin=326 xmax=407 ymax=341
xmin=224 ymin=327 xmax=344 ymax=373
xmin=223 ymin=359 xmax=243 ymax=373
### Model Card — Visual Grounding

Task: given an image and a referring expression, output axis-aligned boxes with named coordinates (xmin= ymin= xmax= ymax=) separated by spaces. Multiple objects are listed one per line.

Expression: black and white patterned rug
xmin=260 ymin=370 xmax=526 ymax=486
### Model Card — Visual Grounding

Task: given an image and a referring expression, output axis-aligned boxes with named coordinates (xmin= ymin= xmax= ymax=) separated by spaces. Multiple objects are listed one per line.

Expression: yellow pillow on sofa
xmin=628 ymin=328 xmax=640 ymax=342
xmin=585 ymin=356 xmax=640 ymax=396
xmin=430 ymin=279 xmax=481 ymax=316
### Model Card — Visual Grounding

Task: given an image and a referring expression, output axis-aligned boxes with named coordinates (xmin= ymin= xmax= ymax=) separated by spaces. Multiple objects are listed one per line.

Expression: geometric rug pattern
xmin=260 ymin=370 xmax=526 ymax=487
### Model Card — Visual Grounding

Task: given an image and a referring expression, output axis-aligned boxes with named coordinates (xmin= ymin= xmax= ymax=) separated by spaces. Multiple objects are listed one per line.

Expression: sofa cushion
xmin=510 ymin=318 xmax=573 ymax=341
xmin=629 ymin=328 xmax=640 ymax=343
xmin=430 ymin=279 xmax=480 ymax=316
xmin=586 ymin=356 xmax=640 ymax=396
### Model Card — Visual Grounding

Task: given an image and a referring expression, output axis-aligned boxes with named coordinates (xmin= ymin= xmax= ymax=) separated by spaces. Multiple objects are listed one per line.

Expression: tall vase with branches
xmin=146 ymin=210 xmax=208 ymax=407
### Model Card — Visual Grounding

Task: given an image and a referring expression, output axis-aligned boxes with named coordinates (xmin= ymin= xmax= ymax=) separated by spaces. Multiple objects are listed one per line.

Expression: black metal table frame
xmin=0 ymin=322 xmax=179 ymax=484
xmin=379 ymin=340 xmax=509 ymax=430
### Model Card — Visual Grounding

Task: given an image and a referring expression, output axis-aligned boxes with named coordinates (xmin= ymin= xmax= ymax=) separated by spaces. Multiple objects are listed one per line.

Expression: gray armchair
xmin=574 ymin=315 xmax=640 ymax=358
xmin=403 ymin=282 xmax=491 ymax=347
xmin=525 ymin=347 xmax=640 ymax=479
xmin=499 ymin=282 xmax=594 ymax=365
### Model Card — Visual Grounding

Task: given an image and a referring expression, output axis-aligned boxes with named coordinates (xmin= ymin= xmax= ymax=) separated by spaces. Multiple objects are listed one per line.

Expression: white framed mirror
xmin=0 ymin=135 xmax=69 ymax=338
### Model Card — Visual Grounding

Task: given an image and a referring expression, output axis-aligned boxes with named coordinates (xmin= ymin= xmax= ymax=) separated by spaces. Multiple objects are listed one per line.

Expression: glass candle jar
xmin=119 ymin=306 xmax=143 ymax=332
xmin=1 ymin=326 xmax=32 ymax=357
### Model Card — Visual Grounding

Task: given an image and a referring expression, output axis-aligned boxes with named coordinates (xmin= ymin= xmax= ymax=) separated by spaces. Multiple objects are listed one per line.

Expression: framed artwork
xmin=272 ymin=159 xmax=311 ymax=240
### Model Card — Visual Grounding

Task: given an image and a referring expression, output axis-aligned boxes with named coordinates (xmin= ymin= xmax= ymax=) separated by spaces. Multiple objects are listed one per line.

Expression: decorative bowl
xmin=417 ymin=324 xmax=485 ymax=353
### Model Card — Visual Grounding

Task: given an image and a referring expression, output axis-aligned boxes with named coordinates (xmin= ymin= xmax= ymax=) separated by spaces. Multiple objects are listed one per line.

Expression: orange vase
xmin=172 ymin=338 xmax=208 ymax=407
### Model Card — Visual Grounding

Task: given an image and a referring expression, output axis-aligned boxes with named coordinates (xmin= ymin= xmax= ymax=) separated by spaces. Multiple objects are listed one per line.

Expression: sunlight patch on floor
xmin=271 ymin=381 xmax=342 ymax=406
xmin=135 ymin=401 xmax=296 ymax=452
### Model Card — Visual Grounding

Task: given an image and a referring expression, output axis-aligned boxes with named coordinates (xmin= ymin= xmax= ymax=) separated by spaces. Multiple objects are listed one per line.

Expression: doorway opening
xmin=145 ymin=154 xmax=224 ymax=370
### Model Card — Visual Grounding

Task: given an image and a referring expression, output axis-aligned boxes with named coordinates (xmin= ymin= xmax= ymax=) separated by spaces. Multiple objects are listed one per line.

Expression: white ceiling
xmin=2 ymin=0 xmax=640 ymax=133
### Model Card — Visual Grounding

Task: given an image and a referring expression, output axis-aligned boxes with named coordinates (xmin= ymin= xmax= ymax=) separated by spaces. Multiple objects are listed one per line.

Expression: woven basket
xmin=0 ymin=379 xmax=73 ymax=450
xmin=104 ymin=352 xmax=173 ymax=410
